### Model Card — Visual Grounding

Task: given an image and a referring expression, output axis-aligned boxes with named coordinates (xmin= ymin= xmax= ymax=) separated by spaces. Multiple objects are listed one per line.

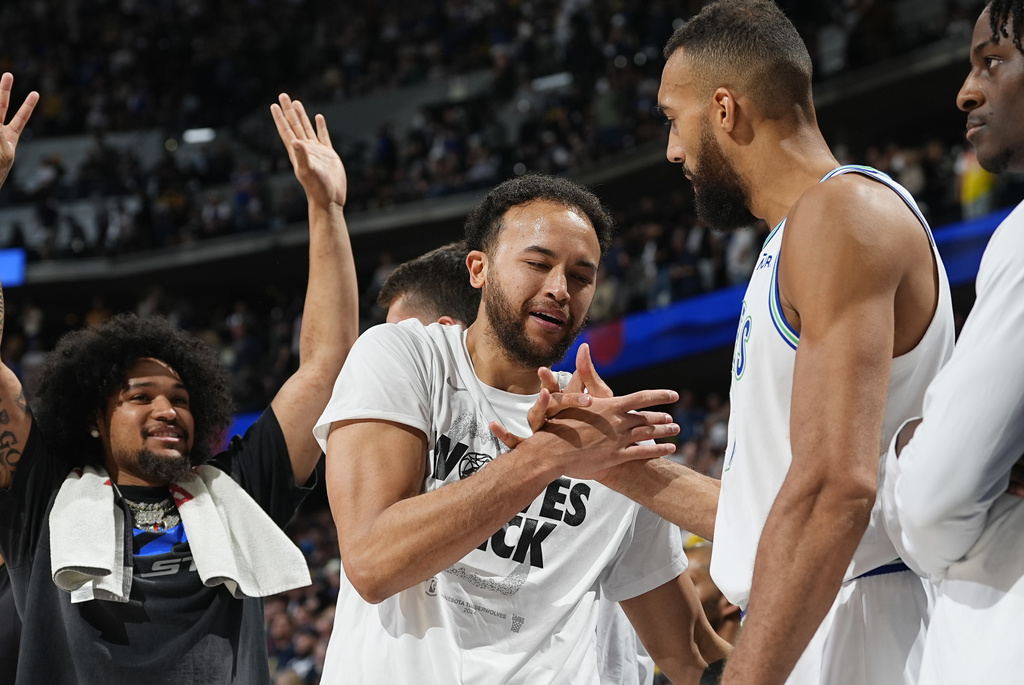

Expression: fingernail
xmin=579 ymin=396 xmax=592 ymax=406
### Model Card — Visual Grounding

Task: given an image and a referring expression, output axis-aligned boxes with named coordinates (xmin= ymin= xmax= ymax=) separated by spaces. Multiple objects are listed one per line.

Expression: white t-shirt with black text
xmin=313 ymin=321 xmax=685 ymax=684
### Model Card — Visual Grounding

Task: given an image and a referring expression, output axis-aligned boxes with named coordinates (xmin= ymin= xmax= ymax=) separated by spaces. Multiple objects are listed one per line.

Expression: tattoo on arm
xmin=16 ymin=390 xmax=27 ymax=415
xmin=0 ymin=430 xmax=19 ymax=486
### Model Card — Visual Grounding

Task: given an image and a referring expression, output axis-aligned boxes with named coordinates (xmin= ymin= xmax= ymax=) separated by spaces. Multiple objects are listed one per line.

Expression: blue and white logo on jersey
xmin=733 ymin=300 xmax=752 ymax=380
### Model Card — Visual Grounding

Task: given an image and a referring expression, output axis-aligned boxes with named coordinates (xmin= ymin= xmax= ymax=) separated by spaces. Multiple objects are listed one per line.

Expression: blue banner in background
xmin=223 ymin=410 xmax=262 ymax=448
xmin=0 ymin=248 xmax=26 ymax=287
xmin=554 ymin=207 xmax=1008 ymax=377
xmin=933 ymin=207 xmax=1010 ymax=287
xmin=553 ymin=283 xmax=746 ymax=376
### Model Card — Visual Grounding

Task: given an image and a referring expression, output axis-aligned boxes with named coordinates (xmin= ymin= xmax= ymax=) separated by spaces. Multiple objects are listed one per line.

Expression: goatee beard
xmin=690 ymin=121 xmax=758 ymax=232
xmin=484 ymin=277 xmax=583 ymax=369
xmin=135 ymin=448 xmax=198 ymax=483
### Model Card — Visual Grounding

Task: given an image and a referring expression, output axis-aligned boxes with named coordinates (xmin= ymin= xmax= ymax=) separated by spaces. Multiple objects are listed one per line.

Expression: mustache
xmin=143 ymin=426 xmax=191 ymax=441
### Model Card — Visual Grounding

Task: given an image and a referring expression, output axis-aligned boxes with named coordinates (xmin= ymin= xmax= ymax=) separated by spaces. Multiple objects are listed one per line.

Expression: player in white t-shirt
xmin=377 ymin=241 xmax=658 ymax=685
xmin=583 ymin=2 xmax=955 ymax=683
xmin=879 ymin=4 xmax=1024 ymax=683
xmin=382 ymin=241 xmax=689 ymax=685
xmin=314 ymin=175 xmax=730 ymax=684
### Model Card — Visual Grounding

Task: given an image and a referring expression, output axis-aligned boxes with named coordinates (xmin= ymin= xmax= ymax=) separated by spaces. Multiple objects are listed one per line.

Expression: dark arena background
xmin=0 ymin=1 xmax=1020 ymax=682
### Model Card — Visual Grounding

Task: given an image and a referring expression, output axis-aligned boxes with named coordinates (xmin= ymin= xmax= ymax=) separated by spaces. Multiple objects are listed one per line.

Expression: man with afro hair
xmin=0 ymin=74 xmax=359 ymax=685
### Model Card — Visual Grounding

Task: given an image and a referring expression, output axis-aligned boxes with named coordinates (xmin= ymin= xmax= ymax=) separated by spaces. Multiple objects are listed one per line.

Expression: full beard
xmin=484 ymin=277 xmax=584 ymax=369
xmin=135 ymin=448 xmax=198 ymax=483
xmin=689 ymin=119 xmax=758 ymax=232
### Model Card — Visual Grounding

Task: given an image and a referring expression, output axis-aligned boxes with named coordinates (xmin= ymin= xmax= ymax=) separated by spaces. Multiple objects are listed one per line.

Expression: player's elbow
xmin=897 ymin=476 xmax=977 ymax=543
xmin=342 ymin=557 xmax=397 ymax=605
xmin=898 ymin=497 xmax=947 ymax=540
xmin=896 ymin=492 xmax=967 ymax=569
xmin=787 ymin=470 xmax=877 ymax=528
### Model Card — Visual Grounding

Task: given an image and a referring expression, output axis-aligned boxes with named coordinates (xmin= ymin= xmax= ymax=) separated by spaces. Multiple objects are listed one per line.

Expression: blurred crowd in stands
xmin=0 ymin=0 xmax=1010 ymax=262
xmin=0 ymin=0 xmax=977 ymax=137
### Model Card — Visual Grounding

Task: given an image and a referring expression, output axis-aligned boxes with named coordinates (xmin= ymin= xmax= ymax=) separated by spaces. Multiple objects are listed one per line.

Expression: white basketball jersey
xmin=711 ymin=165 xmax=955 ymax=609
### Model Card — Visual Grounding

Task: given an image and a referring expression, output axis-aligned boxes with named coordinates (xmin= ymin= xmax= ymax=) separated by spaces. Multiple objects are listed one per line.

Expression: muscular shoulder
xmin=787 ymin=173 xmax=923 ymax=256
xmin=780 ymin=173 xmax=927 ymax=309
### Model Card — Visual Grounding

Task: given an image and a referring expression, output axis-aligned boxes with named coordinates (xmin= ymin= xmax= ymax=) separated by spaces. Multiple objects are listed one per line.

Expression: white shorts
xmin=819 ymin=567 xmax=932 ymax=685
xmin=783 ymin=594 xmax=835 ymax=685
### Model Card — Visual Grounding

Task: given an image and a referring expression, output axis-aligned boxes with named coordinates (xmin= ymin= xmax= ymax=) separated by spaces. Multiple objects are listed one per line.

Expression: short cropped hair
xmin=463 ymin=174 xmax=614 ymax=258
xmin=987 ymin=0 xmax=1024 ymax=54
xmin=35 ymin=313 xmax=234 ymax=469
xmin=377 ymin=241 xmax=481 ymax=326
xmin=663 ymin=0 xmax=814 ymax=119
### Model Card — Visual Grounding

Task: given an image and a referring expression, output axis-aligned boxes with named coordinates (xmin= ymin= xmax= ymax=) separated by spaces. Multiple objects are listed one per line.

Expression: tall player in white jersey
xmin=587 ymin=2 xmax=955 ymax=683
xmin=879 ymin=3 xmax=1024 ymax=683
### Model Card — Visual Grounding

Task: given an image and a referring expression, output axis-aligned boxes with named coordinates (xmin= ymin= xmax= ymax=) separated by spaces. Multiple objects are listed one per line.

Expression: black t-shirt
xmin=0 ymin=563 xmax=19 ymax=685
xmin=0 ymin=408 xmax=311 ymax=685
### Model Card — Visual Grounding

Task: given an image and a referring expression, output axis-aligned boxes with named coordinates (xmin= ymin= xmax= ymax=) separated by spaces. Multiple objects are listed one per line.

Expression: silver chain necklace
xmin=124 ymin=496 xmax=181 ymax=533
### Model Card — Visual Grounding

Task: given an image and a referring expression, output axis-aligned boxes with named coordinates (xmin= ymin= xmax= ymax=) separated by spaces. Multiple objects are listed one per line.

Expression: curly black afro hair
xmin=34 ymin=313 xmax=234 ymax=469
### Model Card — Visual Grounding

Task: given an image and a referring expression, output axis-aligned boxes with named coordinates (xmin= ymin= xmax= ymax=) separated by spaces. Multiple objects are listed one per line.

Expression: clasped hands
xmin=489 ymin=344 xmax=680 ymax=480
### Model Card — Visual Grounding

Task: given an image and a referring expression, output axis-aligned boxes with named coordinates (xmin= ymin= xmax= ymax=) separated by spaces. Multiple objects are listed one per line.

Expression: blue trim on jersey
xmin=852 ymin=560 xmax=911 ymax=580
xmin=134 ymin=523 xmax=189 ymax=556
xmin=761 ymin=218 xmax=785 ymax=249
xmin=769 ymin=249 xmax=799 ymax=350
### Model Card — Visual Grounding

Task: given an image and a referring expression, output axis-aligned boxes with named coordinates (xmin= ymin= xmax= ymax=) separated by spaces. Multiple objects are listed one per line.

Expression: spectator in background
xmin=957 ymin=144 xmax=998 ymax=219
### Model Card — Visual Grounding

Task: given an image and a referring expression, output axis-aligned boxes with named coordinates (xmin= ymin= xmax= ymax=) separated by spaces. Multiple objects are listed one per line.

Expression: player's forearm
xmin=337 ymin=440 xmax=562 ymax=604
xmin=274 ymin=202 xmax=359 ymax=482
xmin=621 ymin=576 xmax=711 ymax=685
xmin=695 ymin=610 xmax=733 ymax=665
xmin=600 ymin=458 xmax=719 ymax=540
xmin=657 ymin=658 xmax=706 ymax=685
xmin=299 ymin=201 xmax=358 ymax=374
xmin=721 ymin=480 xmax=874 ymax=685
xmin=0 ymin=343 xmax=30 ymax=491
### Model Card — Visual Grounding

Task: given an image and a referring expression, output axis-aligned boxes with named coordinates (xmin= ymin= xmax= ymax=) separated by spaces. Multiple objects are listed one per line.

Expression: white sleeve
xmin=312 ymin=322 xmax=435 ymax=452
xmin=599 ymin=503 xmax=687 ymax=602
xmin=894 ymin=207 xmax=1024 ymax=578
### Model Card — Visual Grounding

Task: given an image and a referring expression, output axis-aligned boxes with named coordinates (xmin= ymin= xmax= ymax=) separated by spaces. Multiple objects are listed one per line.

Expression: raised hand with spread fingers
xmin=0 ymin=72 xmax=39 ymax=189
xmin=271 ymin=93 xmax=346 ymax=209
